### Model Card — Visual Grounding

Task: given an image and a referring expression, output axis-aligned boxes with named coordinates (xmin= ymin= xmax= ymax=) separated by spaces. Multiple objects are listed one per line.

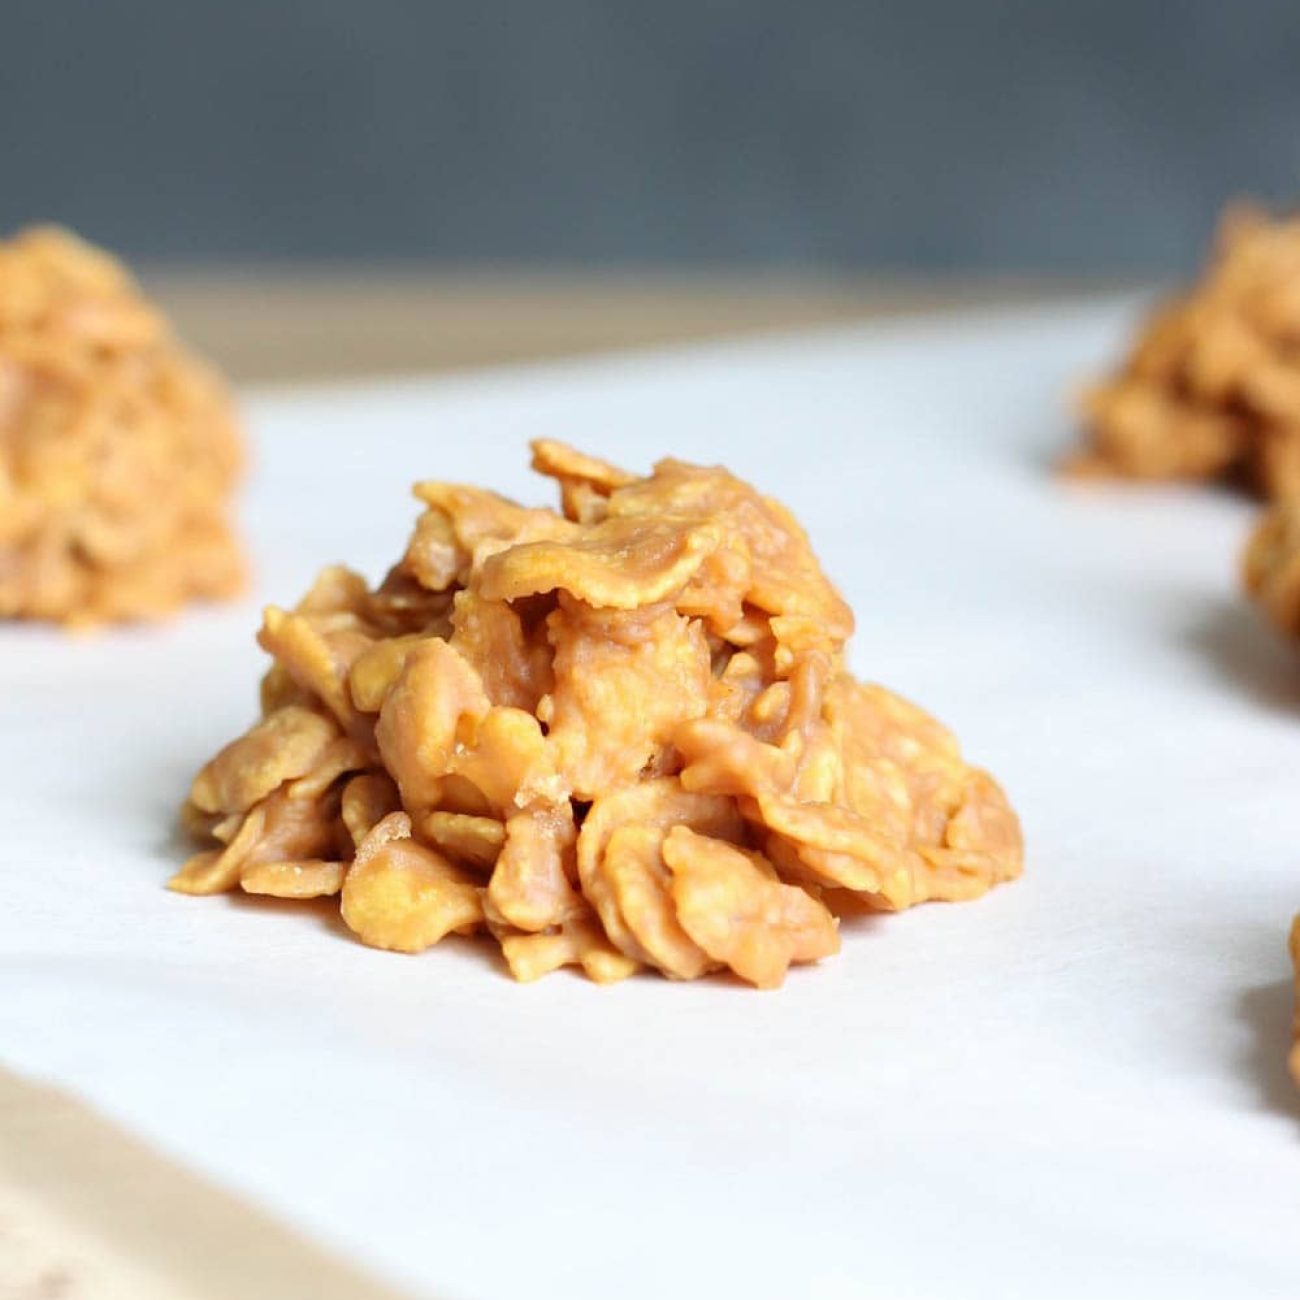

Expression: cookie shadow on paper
xmin=1181 ymin=596 xmax=1300 ymax=715
xmin=1237 ymin=978 xmax=1300 ymax=1122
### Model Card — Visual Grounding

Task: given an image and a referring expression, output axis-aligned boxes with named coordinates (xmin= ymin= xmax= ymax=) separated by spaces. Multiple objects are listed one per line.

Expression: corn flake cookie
xmin=1069 ymin=205 xmax=1300 ymax=497
xmin=173 ymin=441 xmax=1023 ymax=986
xmin=0 ymin=227 xmax=244 ymax=624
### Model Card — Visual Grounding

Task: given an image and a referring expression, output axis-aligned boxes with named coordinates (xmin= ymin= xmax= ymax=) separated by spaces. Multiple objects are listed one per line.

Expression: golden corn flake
xmin=497 ymin=915 xmax=640 ymax=985
xmin=1068 ymin=205 xmax=1300 ymax=498
xmin=241 ymin=859 xmax=346 ymax=899
xmin=174 ymin=442 xmax=1023 ymax=985
xmin=0 ymin=226 xmax=244 ymax=624
xmin=340 ymin=812 xmax=482 ymax=953
xmin=662 ymin=826 xmax=840 ymax=990
xmin=485 ymin=807 xmax=582 ymax=934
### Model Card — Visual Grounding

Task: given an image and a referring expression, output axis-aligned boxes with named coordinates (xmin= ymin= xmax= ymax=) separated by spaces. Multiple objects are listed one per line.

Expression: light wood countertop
xmin=140 ymin=269 xmax=1130 ymax=384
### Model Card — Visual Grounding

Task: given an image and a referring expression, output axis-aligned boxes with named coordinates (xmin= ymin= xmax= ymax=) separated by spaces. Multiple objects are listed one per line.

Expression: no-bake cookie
xmin=174 ymin=441 xmax=1022 ymax=985
xmin=0 ymin=227 xmax=243 ymax=623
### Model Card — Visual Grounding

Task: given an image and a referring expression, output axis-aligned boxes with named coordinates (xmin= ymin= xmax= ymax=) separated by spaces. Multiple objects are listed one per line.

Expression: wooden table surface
xmin=4 ymin=270 xmax=1127 ymax=1300
xmin=141 ymin=269 xmax=1127 ymax=384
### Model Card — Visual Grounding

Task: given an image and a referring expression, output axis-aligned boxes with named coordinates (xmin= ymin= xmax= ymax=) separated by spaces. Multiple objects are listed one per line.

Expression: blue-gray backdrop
xmin=5 ymin=0 xmax=1298 ymax=269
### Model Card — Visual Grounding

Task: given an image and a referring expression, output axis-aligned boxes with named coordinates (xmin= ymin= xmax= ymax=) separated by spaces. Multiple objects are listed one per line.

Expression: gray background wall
xmin=5 ymin=0 xmax=1299 ymax=270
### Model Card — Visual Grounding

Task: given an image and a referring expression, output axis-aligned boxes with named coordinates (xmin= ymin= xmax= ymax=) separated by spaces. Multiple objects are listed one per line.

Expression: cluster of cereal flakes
xmin=0 ymin=227 xmax=243 ymax=624
xmin=174 ymin=441 xmax=1023 ymax=986
xmin=1069 ymin=206 xmax=1300 ymax=497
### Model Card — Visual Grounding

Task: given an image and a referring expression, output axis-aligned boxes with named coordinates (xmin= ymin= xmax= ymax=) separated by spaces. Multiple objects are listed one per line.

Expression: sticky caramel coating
xmin=173 ymin=441 xmax=1022 ymax=985
xmin=0 ymin=226 xmax=244 ymax=623
xmin=1069 ymin=206 xmax=1300 ymax=498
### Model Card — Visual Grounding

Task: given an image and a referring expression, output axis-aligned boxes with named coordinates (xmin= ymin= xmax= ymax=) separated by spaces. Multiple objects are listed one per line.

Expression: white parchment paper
xmin=4 ymin=300 xmax=1299 ymax=1299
